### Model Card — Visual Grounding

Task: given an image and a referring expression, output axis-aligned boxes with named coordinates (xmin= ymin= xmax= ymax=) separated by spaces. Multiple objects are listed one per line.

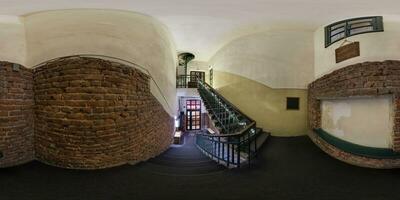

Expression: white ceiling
xmin=1 ymin=0 xmax=400 ymax=61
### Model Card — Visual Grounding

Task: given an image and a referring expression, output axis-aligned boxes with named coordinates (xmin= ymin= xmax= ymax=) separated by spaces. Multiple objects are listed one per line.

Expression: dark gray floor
xmin=1 ymin=133 xmax=400 ymax=200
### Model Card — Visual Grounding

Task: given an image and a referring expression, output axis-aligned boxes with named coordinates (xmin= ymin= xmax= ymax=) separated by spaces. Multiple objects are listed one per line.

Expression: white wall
xmin=314 ymin=15 xmax=400 ymax=78
xmin=321 ymin=96 xmax=393 ymax=148
xmin=177 ymin=88 xmax=200 ymax=98
xmin=0 ymin=16 xmax=26 ymax=65
xmin=0 ymin=10 xmax=178 ymax=116
xmin=209 ymin=30 xmax=314 ymax=89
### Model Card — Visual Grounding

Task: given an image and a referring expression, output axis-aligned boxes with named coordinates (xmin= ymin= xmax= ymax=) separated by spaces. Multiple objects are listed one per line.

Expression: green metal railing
xmin=196 ymin=80 xmax=259 ymax=167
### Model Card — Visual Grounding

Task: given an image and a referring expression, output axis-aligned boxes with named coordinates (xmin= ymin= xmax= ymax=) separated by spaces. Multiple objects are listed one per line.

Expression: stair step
xmin=196 ymin=144 xmax=248 ymax=168
xmin=196 ymin=83 xmax=271 ymax=168
xmin=212 ymin=120 xmax=239 ymax=128
xmin=254 ymin=131 xmax=269 ymax=148
xmin=149 ymin=157 xmax=218 ymax=168
xmin=141 ymin=161 xmax=227 ymax=176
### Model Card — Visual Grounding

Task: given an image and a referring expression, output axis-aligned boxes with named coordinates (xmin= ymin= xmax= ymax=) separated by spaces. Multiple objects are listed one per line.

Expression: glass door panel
xmin=186 ymin=100 xmax=201 ymax=130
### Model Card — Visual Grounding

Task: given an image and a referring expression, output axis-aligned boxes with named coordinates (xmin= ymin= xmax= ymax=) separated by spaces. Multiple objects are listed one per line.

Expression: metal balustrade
xmin=176 ymin=75 xmax=200 ymax=88
xmin=196 ymin=80 xmax=262 ymax=168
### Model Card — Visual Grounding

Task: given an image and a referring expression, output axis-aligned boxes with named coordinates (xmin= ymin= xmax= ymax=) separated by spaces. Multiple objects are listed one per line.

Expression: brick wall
xmin=308 ymin=60 xmax=400 ymax=168
xmin=33 ymin=57 xmax=174 ymax=169
xmin=0 ymin=62 xmax=35 ymax=167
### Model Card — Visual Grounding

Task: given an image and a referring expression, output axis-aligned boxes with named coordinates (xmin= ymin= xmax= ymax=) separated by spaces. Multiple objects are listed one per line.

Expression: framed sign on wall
xmin=335 ymin=42 xmax=360 ymax=63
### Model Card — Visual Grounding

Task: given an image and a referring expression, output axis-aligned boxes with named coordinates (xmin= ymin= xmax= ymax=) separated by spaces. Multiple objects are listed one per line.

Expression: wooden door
xmin=190 ymin=71 xmax=205 ymax=82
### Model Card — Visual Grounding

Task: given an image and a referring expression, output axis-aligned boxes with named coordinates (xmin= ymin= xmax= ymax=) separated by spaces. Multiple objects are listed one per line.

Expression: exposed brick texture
xmin=0 ymin=62 xmax=35 ymax=167
xmin=1 ymin=57 xmax=173 ymax=169
xmin=308 ymin=60 xmax=400 ymax=168
xmin=33 ymin=57 xmax=174 ymax=169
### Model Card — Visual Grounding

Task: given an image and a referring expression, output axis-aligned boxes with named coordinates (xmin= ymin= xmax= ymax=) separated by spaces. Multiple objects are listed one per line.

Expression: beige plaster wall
xmin=0 ymin=16 xmax=26 ymax=65
xmin=321 ymin=96 xmax=393 ymax=148
xmin=214 ymin=70 xmax=308 ymax=137
xmin=0 ymin=10 xmax=178 ymax=116
xmin=209 ymin=30 xmax=314 ymax=89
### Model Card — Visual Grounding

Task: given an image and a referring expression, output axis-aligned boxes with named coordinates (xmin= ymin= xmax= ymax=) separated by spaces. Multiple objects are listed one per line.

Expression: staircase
xmin=142 ymin=133 xmax=227 ymax=176
xmin=195 ymin=80 xmax=270 ymax=168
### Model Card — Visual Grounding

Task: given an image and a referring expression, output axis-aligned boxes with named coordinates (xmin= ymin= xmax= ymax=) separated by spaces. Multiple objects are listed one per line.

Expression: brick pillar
xmin=393 ymin=95 xmax=400 ymax=152
xmin=307 ymin=84 xmax=321 ymax=130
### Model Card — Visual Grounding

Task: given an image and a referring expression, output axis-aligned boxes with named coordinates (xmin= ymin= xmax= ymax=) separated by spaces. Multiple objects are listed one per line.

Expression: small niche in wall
xmin=12 ymin=63 xmax=20 ymax=72
xmin=287 ymin=97 xmax=300 ymax=110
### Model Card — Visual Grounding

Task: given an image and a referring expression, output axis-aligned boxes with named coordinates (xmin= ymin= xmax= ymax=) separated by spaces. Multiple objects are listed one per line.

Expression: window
xmin=186 ymin=99 xmax=201 ymax=110
xmin=325 ymin=16 xmax=383 ymax=47
xmin=287 ymin=97 xmax=300 ymax=110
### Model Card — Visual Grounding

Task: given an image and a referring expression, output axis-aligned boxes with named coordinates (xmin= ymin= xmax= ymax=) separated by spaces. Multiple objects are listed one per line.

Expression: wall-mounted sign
xmin=335 ymin=42 xmax=360 ymax=63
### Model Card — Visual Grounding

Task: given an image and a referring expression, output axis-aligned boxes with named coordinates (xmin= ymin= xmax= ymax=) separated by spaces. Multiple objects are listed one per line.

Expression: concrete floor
xmin=1 ymin=134 xmax=400 ymax=200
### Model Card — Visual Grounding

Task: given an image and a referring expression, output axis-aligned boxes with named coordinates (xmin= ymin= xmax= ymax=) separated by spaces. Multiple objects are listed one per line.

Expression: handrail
xmin=195 ymin=79 xmax=260 ymax=168
xmin=198 ymin=80 xmax=255 ymax=123
xmin=29 ymin=54 xmax=173 ymax=113
xmin=198 ymin=79 xmax=254 ymax=134
xmin=176 ymin=75 xmax=198 ymax=78
xmin=197 ymin=122 xmax=256 ymax=137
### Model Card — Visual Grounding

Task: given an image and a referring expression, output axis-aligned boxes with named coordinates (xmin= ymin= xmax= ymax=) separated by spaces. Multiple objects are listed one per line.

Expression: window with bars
xmin=325 ymin=16 xmax=384 ymax=47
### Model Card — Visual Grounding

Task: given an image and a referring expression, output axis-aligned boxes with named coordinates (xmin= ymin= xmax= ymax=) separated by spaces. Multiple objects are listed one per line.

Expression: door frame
xmin=186 ymin=99 xmax=202 ymax=131
xmin=190 ymin=71 xmax=205 ymax=82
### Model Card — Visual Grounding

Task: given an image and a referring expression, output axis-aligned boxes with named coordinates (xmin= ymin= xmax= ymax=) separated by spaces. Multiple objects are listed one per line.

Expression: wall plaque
xmin=335 ymin=42 xmax=360 ymax=63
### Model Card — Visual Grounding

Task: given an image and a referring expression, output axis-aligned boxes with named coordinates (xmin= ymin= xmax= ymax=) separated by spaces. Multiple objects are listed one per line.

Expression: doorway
xmin=188 ymin=71 xmax=205 ymax=88
xmin=190 ymin=71 xmax=205 ymax=82
xmin=186 ymin=99 xmax=201 ymax=130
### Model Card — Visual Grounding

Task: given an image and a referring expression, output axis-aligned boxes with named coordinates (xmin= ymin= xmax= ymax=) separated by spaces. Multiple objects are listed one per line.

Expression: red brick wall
xmin=0 ymin=62 xmax=35 ymax=167
xmin=308 ymin=60 xmax=400 ymax=168
xmin=33 ymin=57 xmax=174 ymax=169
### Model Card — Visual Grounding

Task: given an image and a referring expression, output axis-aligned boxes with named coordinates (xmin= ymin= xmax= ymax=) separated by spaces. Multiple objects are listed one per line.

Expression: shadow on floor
xmin=1 ymin=134 xmax=400 ymax=200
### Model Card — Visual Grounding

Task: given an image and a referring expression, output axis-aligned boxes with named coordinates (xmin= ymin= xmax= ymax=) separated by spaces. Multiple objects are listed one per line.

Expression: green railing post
xmin=248 ymin=130 xmax=251 ymax=167
xmin=195 ymin=79 xmax=262 ymax=168
xmin=237 ymin=136 xmax=241 ymax=168
xmin=227 ymin=143 xmax=230 ymax=167
xmin=218 ymin=137 xmax=221 ymax=163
